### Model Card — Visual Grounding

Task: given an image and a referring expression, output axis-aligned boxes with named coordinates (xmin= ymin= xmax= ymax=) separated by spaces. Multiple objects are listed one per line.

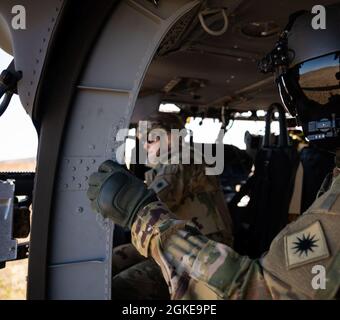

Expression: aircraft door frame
xmin=28 ymin=0 xmax=199 ymax=300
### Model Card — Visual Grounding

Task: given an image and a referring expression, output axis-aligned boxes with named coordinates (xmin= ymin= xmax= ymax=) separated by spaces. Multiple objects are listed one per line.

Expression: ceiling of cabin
xmin=140 ymin=0 xmax=336 ymax=115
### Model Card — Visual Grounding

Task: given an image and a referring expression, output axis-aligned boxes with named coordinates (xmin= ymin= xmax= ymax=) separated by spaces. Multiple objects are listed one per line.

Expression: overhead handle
xmin=263 ymin=102 xmax=289 ymax=148
xmin=198 ymin=8 xmax=229 ymax=36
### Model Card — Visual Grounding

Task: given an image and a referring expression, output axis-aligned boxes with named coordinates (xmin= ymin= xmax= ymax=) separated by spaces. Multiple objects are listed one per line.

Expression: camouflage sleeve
xmin=131 ymin=201 xmax=271 ymax=299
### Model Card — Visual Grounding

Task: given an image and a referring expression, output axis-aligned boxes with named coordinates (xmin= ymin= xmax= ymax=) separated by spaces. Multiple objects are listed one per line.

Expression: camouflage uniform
xmin=112 ymin=146 xmax=234 ymax=299
xmin=131 ymin=171 xmax=340 ymax=299
xmin=144 ymin=148 xmax=233 ymax=245
xmin=111 ymin=246 xmax=169 ymax=300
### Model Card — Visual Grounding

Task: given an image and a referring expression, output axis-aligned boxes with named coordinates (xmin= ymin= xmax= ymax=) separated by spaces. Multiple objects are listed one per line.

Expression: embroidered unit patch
xmin=284 ymin=221 xmax=330 ymax=269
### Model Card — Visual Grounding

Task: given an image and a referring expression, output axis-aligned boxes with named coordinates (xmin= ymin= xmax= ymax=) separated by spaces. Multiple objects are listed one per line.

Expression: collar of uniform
xmin=158 ymin=143 xmax=191 ymax=165
xmin=155 ymin=144 xmax=208 ymax=169
xmin=331 ymin=169 xmax=340 ymax=188
xmin=317 ymin=173 xmax=340 ymax=213
xmin=333 ymin=167 xmax=340 ymax=179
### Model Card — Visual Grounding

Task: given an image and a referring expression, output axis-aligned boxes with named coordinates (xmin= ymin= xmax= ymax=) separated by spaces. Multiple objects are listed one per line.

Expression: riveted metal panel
xmin=48 ymin=260 xmax=109 ymax=300
xmin=0 ymin=0 xmax=65 ymax=115
xmin=47 ymin=0 xmax=199 ymax=299
xmin=49 ymin=190 xmax=111 ymax=264
xmin=61 ymin=89 xmax=130 ymax=158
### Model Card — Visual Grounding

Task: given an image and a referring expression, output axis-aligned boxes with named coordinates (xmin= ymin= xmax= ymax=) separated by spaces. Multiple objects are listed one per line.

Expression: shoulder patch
xmin=150 ymin=178 xmax=169 ymax=194
xmin=284 ymin=221 xmax=330 ymax=270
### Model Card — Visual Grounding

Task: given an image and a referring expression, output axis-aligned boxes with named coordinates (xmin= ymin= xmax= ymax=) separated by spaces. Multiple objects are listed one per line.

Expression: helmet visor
xmin=294 ymin=52 xmax=340 ymax=105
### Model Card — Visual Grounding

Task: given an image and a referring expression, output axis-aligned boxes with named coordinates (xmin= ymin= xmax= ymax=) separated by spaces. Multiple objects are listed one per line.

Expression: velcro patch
xmin=284 ymin=221 xmax=329 ymax=270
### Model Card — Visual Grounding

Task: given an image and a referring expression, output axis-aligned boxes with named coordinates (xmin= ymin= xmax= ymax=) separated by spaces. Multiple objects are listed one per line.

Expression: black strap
xmin=0 ymin=60 xmax=22 ymax=117
xmin=263 ymin=103 xmax=289 ymax=148
xmin=284 ymin=10 xmax=308 ymax=33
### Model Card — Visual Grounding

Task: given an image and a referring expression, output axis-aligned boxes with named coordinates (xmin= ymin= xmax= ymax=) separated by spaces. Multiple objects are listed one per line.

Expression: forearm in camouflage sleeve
xmin=131 ymin=201 xmax=272 ymax=299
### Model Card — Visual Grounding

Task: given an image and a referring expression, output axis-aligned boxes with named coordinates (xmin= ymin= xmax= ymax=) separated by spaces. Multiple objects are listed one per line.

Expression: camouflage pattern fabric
xmin=111 ymin=257 xmax=170 ymax=300
xmin=111 ymin=243 xmax=170 ymax=299
xmin=112 ymin=243 xmax=147 ymax=276
xmin=131 ymin=173 xmax=340 ymax=299
xmin=145 ymin=146 xmax=234 ymax=246
xmin=111 ymin=143 xmax=233 ymax=299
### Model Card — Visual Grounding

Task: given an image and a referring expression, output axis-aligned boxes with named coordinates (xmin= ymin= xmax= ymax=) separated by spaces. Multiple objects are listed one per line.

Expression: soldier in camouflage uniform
xmin=88 ymin=7 xmax=340 ymax=299
xmin=140 ymin=113 xmax=233 ymax=244
xmin=89 ymin=155 xmax=340 ymax=299
xmin=110 ymin=113 xmax=233 ymax=299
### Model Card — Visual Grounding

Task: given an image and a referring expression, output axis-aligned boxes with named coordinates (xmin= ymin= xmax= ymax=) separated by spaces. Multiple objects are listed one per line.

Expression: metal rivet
xmin=72 ymin=167 xmax=76 ymax=171
xmin=76 ymin=207 xmax=84 ymax=214
xmin=77 ymin=183 xmax=81 ymax=188
xmin=89 ymin=144 xmax=95 ymax=150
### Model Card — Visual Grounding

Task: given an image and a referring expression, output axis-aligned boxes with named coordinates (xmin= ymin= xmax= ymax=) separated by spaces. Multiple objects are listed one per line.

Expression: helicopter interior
xmin=0 ymin=0 xmax=337 ymax=300
xmin=132 ymin=0 xmax=335 ymax=122
xmin=118 ymin=0 xmax=337 ymax=295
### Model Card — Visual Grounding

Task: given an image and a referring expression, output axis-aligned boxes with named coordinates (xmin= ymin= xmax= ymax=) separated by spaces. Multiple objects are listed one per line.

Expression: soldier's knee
xmin=111 ymin=260 xmax=170 ymax=300
xmin=112 ymin=243 xmax=146 ymax=275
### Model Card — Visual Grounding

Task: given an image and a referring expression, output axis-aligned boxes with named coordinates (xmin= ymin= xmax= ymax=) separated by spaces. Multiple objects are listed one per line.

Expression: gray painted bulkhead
xmin=46 ymin=0 xmax=199 ymax=299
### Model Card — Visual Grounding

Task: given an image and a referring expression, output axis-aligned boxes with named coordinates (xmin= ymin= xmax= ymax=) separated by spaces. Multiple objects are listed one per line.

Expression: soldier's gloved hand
xmin=87 ymin=160 xmax=157 ymax=229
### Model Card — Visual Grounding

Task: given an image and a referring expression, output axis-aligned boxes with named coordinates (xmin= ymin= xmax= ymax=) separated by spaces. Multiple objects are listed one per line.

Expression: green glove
xmin=87 ymin=160 xmax=157 ymax=229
